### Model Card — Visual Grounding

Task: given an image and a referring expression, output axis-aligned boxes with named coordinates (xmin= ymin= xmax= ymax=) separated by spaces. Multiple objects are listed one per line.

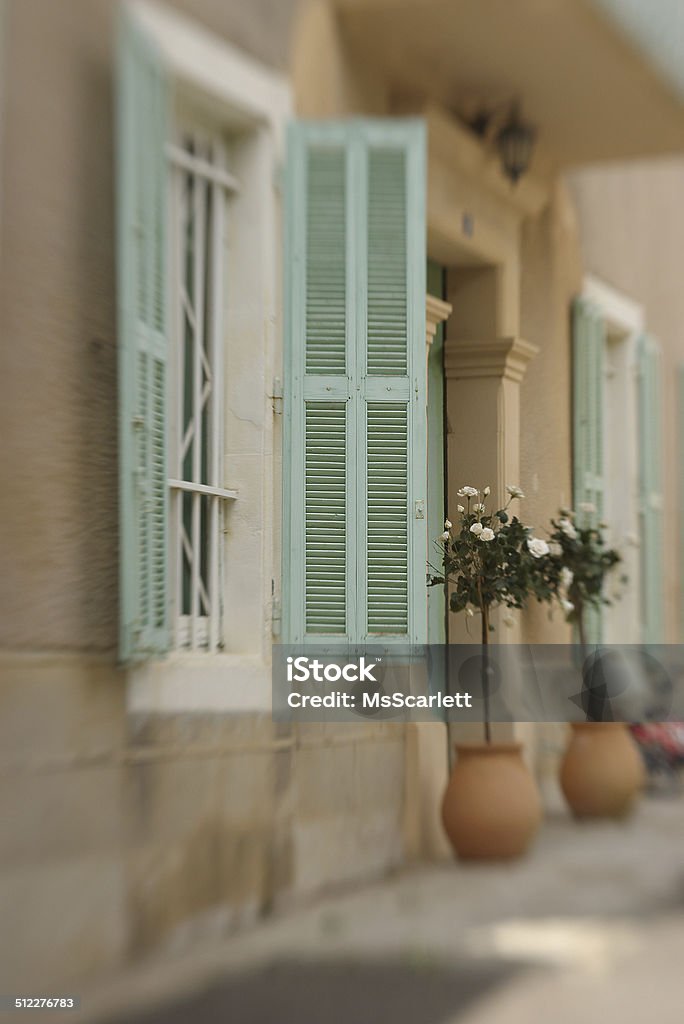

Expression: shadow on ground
xmin=104 ymin=957 xmax=522 ymax=1024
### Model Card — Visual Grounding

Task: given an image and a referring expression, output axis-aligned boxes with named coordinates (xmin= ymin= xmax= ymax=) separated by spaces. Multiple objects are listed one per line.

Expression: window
xmin=572 ymin=294 xmax=607 ymax=645
xmin=167 ymin=125 xmax=238 ymax=652
xmin=116 ymin=3 xmax=288 ymax=687
xmin=573 ymin=278 xmax=663 ymax=645
xmin=636 ymin=334 xmax=664 ymax=643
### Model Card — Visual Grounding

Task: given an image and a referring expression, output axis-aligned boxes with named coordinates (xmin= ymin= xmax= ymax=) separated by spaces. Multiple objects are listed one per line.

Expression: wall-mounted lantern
xmin=469 ymin=102 xmax=537 ymax=185
xmin=495 ymin=105 xmax=536 ymax=185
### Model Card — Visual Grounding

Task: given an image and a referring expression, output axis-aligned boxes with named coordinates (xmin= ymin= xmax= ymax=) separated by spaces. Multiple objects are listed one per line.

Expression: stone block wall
xmin=0 ymin=655 xmax=408 ymax=990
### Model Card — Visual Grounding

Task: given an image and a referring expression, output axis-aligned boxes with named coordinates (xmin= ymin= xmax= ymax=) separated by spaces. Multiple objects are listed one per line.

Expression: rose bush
xmin=536 ymin=508 xmax=624 ymax=646
xmin=432 ymin=484 xmax=555 ymax=742
xmin=435 ymin=484 xmax=553 ymax=628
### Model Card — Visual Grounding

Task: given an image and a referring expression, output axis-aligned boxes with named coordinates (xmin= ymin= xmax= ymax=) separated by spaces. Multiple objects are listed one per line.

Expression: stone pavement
xmin=74 ymin=793 xmax=684 ymax=1023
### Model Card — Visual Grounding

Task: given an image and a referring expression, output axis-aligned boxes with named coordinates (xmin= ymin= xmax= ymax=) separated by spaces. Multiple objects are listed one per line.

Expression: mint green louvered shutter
xmin=637 ymin=335 xmax=664 ymax=644
xmin=283 ymin=120 xmax=427 ymax=645
xmin=116 ymin=11 xmax=170 ymax=662
xmin=572 ymin=297 xmax=606 ymax=644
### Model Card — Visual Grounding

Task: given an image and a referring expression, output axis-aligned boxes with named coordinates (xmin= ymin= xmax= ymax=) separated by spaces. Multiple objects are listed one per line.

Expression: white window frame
xmin=168 ymin=123 xmax=236 ymax=655
xmin=582 ymin=274 xmax=643 ymax=644
xmin=126 ymin=0 xmax=290 ymax=712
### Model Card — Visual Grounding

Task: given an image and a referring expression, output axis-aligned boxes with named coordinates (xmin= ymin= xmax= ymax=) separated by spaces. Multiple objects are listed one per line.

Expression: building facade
xmin=1 ymin=0 xmax=683 ymax=991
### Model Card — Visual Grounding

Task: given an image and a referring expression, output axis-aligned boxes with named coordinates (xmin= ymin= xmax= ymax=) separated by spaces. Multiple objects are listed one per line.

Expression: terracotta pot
xmin=441 ymin=742 xmax=542 ymax=860
xmin=560 ymin=723 xmax=645 ymax=819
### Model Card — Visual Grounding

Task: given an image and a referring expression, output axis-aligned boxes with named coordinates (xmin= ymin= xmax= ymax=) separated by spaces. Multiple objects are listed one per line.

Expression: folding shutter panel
xmin=572 ymin=297 xmax=605 ymax=644
xmin=283 ymin=120 xmax=426 ymax=645
xmin=116 ymin=11 xmax=170 ymax=661
xmin=637 ymin=335 xmax=664 ymax=644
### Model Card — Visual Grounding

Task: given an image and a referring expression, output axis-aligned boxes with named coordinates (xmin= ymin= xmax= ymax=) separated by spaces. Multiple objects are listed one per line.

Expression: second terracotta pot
xmin=560 ymin=722 xmax=645 ymax=819
xmin=441 ymin=742 xmax=542 ymax=861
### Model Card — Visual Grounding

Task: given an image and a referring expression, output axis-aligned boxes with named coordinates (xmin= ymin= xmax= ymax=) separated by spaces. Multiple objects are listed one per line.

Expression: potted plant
xmin=541 ymin=508 xmax=644 ymax=818
xmin=436 ymin=484 xmax=546 ymax=860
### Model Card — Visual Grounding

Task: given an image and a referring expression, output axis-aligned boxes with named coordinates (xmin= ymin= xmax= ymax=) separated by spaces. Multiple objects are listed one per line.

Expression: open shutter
xmin=572 ymin=297 xmax=605 ymax=644
xmin=637 ymin=335 xmax=664 ymax=643
xmin=283 ymin=120 xmax=426 ymax=645
xmin=116 ymin=11 xmax=170 ymax=661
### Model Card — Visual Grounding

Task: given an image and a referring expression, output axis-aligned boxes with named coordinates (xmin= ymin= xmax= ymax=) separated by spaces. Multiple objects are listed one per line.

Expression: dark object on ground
xmin=631 ymin=723 xmax=684 ymax=794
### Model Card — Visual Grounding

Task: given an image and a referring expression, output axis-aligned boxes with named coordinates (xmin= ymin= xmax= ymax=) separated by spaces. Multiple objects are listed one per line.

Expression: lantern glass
xmin=496 ymin=117 xmax=536 ymax=184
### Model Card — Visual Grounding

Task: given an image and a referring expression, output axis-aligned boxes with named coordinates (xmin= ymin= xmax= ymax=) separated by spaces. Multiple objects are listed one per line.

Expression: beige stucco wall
xmin=0 ymin=0 xmax=118 ymax=653
xmin=292 ymin=0 xmax=389 ymax=117
xmin=520 ymin=181 xmax=582 ymax=645
xmin=567 ymin=159 xmax=684 ymax=643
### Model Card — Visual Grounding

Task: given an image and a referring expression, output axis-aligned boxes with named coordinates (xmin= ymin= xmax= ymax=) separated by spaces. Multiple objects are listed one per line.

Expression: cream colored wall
xmin=516 ymin=182 xmax=581 ymax=778
xmin=519 ymin=181 xmax=582 ymax=644
xmin=0 ymin=0 xmax=118 ymax=652
xmin=567 ymin=159 xmax=684 ymax=643
xmin=292 ymin=0 xmax=389 ymax=116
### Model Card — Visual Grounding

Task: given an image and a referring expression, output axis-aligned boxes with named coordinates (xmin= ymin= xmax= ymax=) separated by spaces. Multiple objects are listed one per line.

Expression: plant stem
xmin=577 ymin=599 xmax=587 ymax=658
xmin=478 ymin=580 xmax=491 ymax=745
xmin=576 ymin=600 xmax=590 ymax=722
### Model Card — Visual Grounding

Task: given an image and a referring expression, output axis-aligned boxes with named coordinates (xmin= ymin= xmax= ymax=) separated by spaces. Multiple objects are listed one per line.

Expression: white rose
xmin=483 ymin=486 xmax=491 ymax=496
xmin=506 ymin=484 xmax=525 ymax=499
xmin=457 ymin=486 xmax=479 ymax=498
xmin=479 ymin=528 xmax=495 ymax=542
xmin=560 ymin=567 xmax=574 ymax=589
xmin=561 ymin=599 xmax=575 ymax=615
xmin=559 ymin=518 xmax=577 ymax=540
xmin=578 ymin=502 xmax=596 ymax=514
xmin=469 ymin=522 xmax=483 ymax=536
xmin=527 ymin=537 xmax=550 ymax=558
xmin=549 ymin=541 xmax=563 ymax=558
xmin=473 ymin=503 xmax=485 ymax=513
xmin=457 ymin=504 xmax=465 ymax=513
xmin=444 ymin=519 xmax=452 ymax=530
xmin=439 ymin=531 xmax=450 ymax=542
